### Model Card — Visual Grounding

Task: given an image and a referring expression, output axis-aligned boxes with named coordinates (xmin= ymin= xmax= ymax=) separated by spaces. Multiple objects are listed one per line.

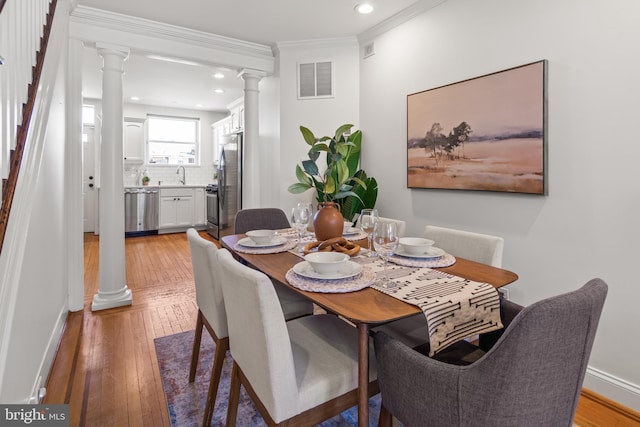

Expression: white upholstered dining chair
xmin=186 ymin=228 xmax=314 ymax=426
xmin=186 ymin=228 xmax=229 ymax=426
xmin=217 ymin=249 xmax=379 ymax=426
xmin=424 ymin=225 xmax=504 ymax=267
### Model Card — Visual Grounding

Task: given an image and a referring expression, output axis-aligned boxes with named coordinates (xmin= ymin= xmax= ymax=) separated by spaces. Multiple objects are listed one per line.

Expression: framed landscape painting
xmin=407 ymin=60 xmax=548 ymax=195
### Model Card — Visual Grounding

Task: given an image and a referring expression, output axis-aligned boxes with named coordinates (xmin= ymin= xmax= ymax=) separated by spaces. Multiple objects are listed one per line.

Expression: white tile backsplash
xmin=124 ymin=165 xmax=216 ymax=187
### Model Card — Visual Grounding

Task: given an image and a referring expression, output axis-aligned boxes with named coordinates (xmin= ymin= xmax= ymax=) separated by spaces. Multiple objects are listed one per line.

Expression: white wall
xmin=359 ymin=0 xmax=640 ymax=410
xmin=276 ymin=38 xmax=360 ymax=211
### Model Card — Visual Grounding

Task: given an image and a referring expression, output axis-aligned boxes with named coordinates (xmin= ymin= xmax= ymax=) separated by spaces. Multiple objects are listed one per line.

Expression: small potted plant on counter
xmin=141 ymin=173 xmax=150 ymax=186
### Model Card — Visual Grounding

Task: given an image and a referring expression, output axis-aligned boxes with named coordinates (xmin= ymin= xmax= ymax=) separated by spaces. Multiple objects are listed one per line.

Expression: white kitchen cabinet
xmin=211 ymin=98 xmax=243 ymax=165
xmin=159 ymin=188 xmax=194 ymax=230
xmin=124 ymin=117 xmax=146 ymax=161
xmin=227 ymin=97 xmax=244 ymax=132
xmin=230 ymin=105 xmax=243 ymax=131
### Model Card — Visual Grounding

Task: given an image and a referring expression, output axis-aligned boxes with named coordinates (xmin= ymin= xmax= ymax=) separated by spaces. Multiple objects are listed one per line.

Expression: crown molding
xmin=358 ymin=0 xmax=448 ymax=44
xmin=70 ymin=6 xmax=274 ymax=69
xmin=275 ymin=37 xmax=358 ymax=52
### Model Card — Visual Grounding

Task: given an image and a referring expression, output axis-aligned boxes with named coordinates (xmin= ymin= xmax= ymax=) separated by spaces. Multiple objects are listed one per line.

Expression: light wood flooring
xmin=42 ymin=232 xmax=640 ymax=426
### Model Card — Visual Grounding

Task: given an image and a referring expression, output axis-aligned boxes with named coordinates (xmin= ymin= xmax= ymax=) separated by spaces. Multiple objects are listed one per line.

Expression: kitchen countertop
xmin=124 ymin=184 xmax=208 ymax=189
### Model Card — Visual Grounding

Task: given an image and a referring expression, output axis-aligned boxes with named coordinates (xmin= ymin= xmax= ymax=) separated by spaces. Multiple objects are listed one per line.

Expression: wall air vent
xmin=297 ymin=61 xmax=334 ymax=99
xmin=363 ymin=42 xmax=375 ymax=58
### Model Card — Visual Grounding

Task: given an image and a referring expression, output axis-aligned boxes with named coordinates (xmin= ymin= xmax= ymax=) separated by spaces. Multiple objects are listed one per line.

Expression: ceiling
xmin=78 ymin=0 xmax=439 ymax=112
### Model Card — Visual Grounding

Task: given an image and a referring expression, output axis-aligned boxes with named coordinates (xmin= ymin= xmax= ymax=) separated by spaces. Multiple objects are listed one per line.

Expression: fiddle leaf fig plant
xmin=289 ymin=124 xmax=368 ymax=204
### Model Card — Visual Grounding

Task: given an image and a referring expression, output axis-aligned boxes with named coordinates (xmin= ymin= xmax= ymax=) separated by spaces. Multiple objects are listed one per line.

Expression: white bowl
xmin=246 ymin=229 xmax=277 ymax=245
xmin=343 ymin=221 xmax=353 ymax=233
xmin=399 ymin=237 xmax=435 ymax=255
xmin=304 ymin=252 xmax=350 ymax=275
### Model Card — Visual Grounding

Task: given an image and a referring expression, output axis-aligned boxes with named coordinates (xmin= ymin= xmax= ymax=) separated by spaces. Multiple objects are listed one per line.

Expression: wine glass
xmin=359 ymin=208 xmax=379 ymax=257
xmin=291 ymin=206 xmax=311 ymax=252
xmin=297 ymin=202 xmax=313 ymax=237
xmin=372 ymin=221 xmax=400 ymax=288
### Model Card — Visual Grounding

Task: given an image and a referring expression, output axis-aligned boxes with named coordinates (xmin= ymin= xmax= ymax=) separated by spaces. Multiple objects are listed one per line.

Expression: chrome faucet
xmin=176 ymin=165 xmax=186 ymax=185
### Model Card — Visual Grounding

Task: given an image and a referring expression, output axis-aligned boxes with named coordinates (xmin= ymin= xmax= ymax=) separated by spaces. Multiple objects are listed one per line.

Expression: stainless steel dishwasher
xmin=125 ymin=187 xmax=159 ymax=236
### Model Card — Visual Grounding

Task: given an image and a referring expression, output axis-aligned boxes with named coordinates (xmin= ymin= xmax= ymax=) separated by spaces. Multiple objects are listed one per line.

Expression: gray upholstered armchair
xmin=373 ymin=278 xmax=608 ymax=427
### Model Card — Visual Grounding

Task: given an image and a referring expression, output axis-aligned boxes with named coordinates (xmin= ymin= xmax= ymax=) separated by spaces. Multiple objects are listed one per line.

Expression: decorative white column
xmin=238 ymin=69 xmax=265 ymax=209
xmin=92 ymin=43 xmax=131 ymax=311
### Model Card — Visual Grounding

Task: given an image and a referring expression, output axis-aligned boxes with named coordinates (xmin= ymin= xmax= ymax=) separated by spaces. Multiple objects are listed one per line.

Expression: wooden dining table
xmin=221 ymin=233 xmax=519 ymax=427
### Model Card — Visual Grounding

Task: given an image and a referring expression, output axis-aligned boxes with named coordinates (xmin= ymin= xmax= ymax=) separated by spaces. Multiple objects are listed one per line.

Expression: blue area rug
xmin=154 ymin=330 xmax=381 ymax=426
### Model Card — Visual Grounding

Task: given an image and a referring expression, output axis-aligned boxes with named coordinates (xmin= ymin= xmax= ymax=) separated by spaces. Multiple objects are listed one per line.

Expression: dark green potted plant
xmin=288 ymin=124 xmax=378 ymax=238
xmin=288 ymin=124 xmax=363 ymax=202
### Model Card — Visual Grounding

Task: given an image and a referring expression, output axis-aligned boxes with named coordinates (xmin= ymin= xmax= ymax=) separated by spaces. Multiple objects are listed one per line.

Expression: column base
xmin=91 ymin=286 xmax=133 ymax=311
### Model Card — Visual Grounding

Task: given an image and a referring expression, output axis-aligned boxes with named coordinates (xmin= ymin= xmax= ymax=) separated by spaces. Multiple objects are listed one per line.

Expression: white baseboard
xmin=584 ymin=366 xmax=640 ymax=412
xmin=28 ymin=305 xmax=69 ymax=404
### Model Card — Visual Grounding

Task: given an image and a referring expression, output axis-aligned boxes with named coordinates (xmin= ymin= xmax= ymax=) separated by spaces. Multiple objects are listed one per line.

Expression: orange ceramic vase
xmin=313 ymin=202 xmax=344 ymax=241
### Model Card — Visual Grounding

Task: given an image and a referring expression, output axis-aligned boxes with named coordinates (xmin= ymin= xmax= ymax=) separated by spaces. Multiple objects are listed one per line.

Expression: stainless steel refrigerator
xmin=217 ymin=131 xmax=243 ymax=238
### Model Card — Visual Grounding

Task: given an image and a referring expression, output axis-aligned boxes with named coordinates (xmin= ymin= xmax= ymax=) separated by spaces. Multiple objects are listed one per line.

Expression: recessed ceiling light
xmin=213 ymin=72 xmax=225 ymax=79
xmin=130 ymin=96 xmax=140 ymax=101
xmin=355 ymin=3 xmax=374 ymax=14
xmin=214 ymin=89 xmax=225 ymax=94
xmin=196 ymin=103 xmax=204 ymax=108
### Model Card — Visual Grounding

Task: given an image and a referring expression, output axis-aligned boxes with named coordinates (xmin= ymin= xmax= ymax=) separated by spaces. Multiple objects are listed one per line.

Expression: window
xmin=147 ymin=115 xmax=199 ymax=165
xmin=82 ymin=105 xmax=95 ymax=125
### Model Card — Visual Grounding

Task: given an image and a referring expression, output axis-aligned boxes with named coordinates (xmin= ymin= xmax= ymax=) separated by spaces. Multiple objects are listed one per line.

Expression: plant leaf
xmin=325 ymin=175 xmax=336 ymax=195
xmin=336 ymin=159 xmax=349 ymax=185
xmin=334 ymin=124 xmax=354 ymax=142
xmin=288 ymin=182 xmax=311 ymax=194
xmin=308 ymin=150 xmax=321 ymax=162
xmin=302 ymin=159 xmax=319 ymax=177
xmin=295 ymin=164 xmax=312 ymax=185
xmin=350 ymin=176 xmax=367 ymax=189
xmin=345 ymin=130 xmax=362 ymax=176
xmin=336 ymin=143 xmax=349 ymax=158
xmin=310 ymin=143 xmax=329 ymax=153
xmin=338 ymin=170 xmax=378 ymax=220
xmin=300 ymin=126 xmax=315 ymax=146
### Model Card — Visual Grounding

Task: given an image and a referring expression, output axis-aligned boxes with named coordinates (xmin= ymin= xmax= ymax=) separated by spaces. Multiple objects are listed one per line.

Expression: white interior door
xmin=83 ymin=126 xmax=96 ymax=232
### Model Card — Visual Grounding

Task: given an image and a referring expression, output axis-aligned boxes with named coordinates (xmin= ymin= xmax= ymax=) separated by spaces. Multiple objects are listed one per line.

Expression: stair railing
xmin=0 ymin=0 xmax=55 ymax=252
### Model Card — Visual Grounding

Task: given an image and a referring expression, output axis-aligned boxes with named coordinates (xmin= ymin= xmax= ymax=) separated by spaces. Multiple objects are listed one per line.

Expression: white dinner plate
xmin=237 ymin=236 xmax=287 ymax=248
xmin=293 ymin=260 xmax=363 ymax=280
xmin=395 ymin=246 xmax=445 ymax=259
xmin=343 ymin=227 xmax=361 ymax=236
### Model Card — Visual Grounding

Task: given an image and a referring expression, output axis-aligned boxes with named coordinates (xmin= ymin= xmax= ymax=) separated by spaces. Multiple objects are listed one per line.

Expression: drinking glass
xmin=291 ymin=206 xmax=311 ymax=252
xmin=297 ymin=202 xmax=313 ymax=237
xmin=359 ymin=208 xmax=379 ymax=257
xmin=372 ymin=221 xmax=400 ymax=288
